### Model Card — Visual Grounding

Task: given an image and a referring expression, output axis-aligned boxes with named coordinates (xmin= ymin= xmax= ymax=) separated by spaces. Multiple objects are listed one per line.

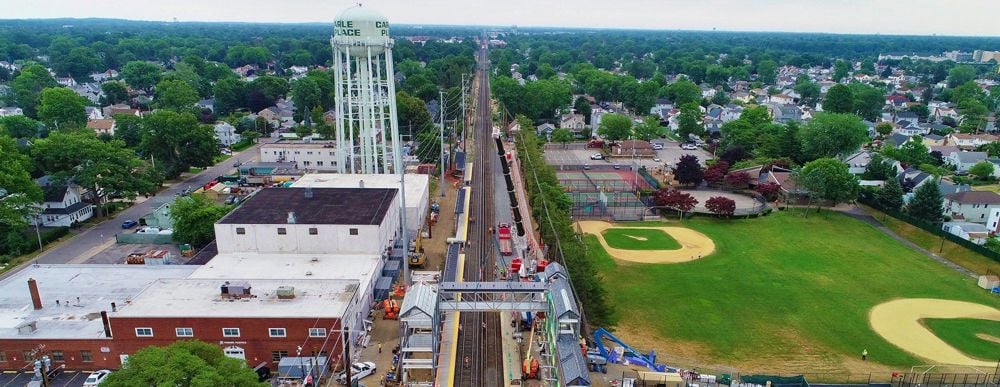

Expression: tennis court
xmin=557 ymin=170 xmax=652 ymax=192
xmin=559 ymin=170 xmax=652 ymax=220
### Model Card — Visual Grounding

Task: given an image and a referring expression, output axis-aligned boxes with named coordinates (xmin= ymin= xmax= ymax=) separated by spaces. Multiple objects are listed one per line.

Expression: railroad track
xmin=454 ymin=40 xmax=504 ymax=387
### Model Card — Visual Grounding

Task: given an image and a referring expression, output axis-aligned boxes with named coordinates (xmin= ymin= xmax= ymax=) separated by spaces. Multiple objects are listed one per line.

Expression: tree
xmin=416 ymin=129 xmax=442 ymax=164
xmin=633 ymin=116 xmax=665 ymax=141
xmin=573 ymin=97 xmax=593 ymax=124
xmin=724 ymin=171 xmax=752 ymax=189
xmin=652 ymin=188 xmax=698 ymax=218
xmin=0 ymin=135 xmax=43 ymax=229
xmin=32 ymin=131 xmax=158 ymax=214
xmin=906 ymin=178 xmax=944 ymax=223
xmin=703 ymin=161 xmax=730 ymax=185
xmin=121 ymin=61 xmax=163 ymax=91
xmin=822 ymin=84 xmax=854 ymax=114
xmin=291 ymin=77 xmax=321 ymax=121
xmin=908 ymin=104 xmax=930 ymax=122
xmin=0 ymin=116 xmax=42 ymax=139
xmin=38 ymin=87 xmax=87 ymax=129
xmin=800 ymin=113 xmax=869 ymax=160
xmin=755 ymin=182 xmax=782 ymax=201
xmin=550 ymin=128 xmax=574 ymax=148
xmin=677 ymin=102 xmax=703 ymax=141
xmin=947 ymin=65 xmax=976 ymax=88
xmin=799 ymin=157 xmax=859 ymax=208
xmin=970 ymin=161 xmax=995 ymax=180
xmin=100 ymin=81 xmax=130 ymax=105
xmin=597 ymin=113 xmax=632 ymax=142
xmin=154 ymin=79 xmax=199 ymax=111
xmin=878 ymin=178 xmax=904 ymax=211
xmin=170 ymin=195 xmax=232 ymax=246
xmin=756 ymin=59 xmax=777 ymax=84
xmin=862 ymin=153 xmax=896 ymax=180
xmin=849 ymin=83 xmax=886 ymax=121
xmin=705 ymin=196 xmax=736 ymax=217
xmin=959 ymin=99 xmax=988 ymax=133
xmin=213 ymin=78 xmax=248 ymax=115
xmin=247 ymin=76 xmax=289 ymax=112
xmin=833 ymin=60 xmax=851 ymax=81
xmin=11 ymin=64 xmax=58 ymax=118
xmin=101 ymin=340 xmax=264 ymax=387
xmin=140 ymin=111 xmax=219 ymax=179
xmin=875 ymin=122 xmax=893 ymax=138
xmin=396 ymin=91 xmax=433 ymax=134
xmin=883 ymin=138 xmax=931 ymax=167
xmin=794 ymin=77 xmax=821 ymax=106
xmin=665 ymin=78 xmax=702 ymax=106
xmin=674 ymin=154 xmax=704 ymax=186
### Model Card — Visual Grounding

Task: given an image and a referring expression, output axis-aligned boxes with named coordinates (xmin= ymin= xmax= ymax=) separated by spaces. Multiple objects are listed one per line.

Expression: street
xmin=31 ymin=143 xmax=262 ymax=265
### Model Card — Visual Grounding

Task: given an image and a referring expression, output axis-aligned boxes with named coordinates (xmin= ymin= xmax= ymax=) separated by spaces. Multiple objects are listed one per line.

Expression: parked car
xmin=653 ymin=158 xmax=661 ymax=162
xmin=583 ymin=164 xmax=591 ymax=170
xmin=121 ymin=220 xmax=138 ymax=229
xmin=225 ymin=195 xmax=240 ymax=205
xmin=83 ymin=370 xmax=112 ymax=387
xmin=613 ymin=164 xmax=621 ymax=170
xmin=220 ymin=148 xmax=233 ymax=155
xmin=651 ymin=143 xmax=664 ymax=150
xmin=681 ymin=143 xmax=698 ymax=150
xmin=590 ymin=153 xmax=603 ymax=160
xmin=336 ymin=362 xmax=376 ymax=385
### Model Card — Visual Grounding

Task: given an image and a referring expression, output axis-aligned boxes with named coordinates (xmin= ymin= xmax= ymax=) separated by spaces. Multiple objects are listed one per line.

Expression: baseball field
xmin=585 ymin=210 xmax=1000 ymax=373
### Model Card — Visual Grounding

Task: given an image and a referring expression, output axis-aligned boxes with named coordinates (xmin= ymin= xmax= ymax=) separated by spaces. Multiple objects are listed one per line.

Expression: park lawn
xmin=590 ymin=210 xmax=1000 ymax=369
xmin=602 ymin=228 xmax=681 ymax=250
xmin=861 ymin=206 xmax=1000 ymax=275
xmin=923 ymin=318 xmax=1000 ymax=361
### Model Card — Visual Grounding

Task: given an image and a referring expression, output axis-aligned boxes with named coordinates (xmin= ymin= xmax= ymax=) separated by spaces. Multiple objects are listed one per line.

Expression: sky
xmin=6 ymin=0 xmax=1000 ymax=37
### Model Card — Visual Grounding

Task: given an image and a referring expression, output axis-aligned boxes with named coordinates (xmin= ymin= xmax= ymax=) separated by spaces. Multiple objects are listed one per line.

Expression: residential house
xmin=195 ymin=98 xmax=215 ymax=112
xmin=102 ymin=104 xmax=141 ymax=118
xmin=885 ymin=132 xmax=911 ymax=148
xmin=535 ymin=123 xmax=556 ymax=137
xmin=769 ymin=94 xmax=794 ymax=105
xmin=843 ymin=151 xmax=873 ymax=175
xmin=86 ymin=119 xmax=116 ymax=136
xmin=922 ymin=134 xmax=946 ymax=146
xmin=944 ymin=191 xmax=1000 ymax=224
xmin=233 ymin=64 xmax=258 ymax=78
xmin=945 ymin=151 xmax=988 ymax=173
xmin=0 ymin=107 xmax=23 ymax=117
xmin=948 ymin=133 xmax=998 ymax=150
xmin=559 ymin=113 xmax=587 ymax=136
xmin=85 ymin=106 xmax=104 ymax=120
xmin=767 ymin=104 xmax=803 ymax=123
xmin=893 ymin=111 xmax=919 ymax=124
xmin=720 ymin=104 xmax=743 ymax=123
xmin=649 ymin=99 xmax=674 ymax=118
xmin=942 ymin=222 xmax=990 ymax=245
xmin=893 ymin=120 xmax=926 ymax=136
xmin=34 ymin=176 xmax=96 ymax=227
xmin=611 ymin=140 xmax=656 ymax=158
xmin=56 ymin=76 xmax=77 ymax=87
xmin=70 ymin=83 xmax=102 ymax=103
xmin=214 ymin=122 xmax=242 ymax=147
xmin=933 ymin=106 xmax=960 ymax=122
xmin=89 ymin=69 xmax=119 ymax=82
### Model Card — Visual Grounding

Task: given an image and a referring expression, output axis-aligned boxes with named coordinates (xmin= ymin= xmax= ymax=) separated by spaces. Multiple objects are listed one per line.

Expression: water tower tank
xmin=332 ymin=5 xmax=390 ymax=56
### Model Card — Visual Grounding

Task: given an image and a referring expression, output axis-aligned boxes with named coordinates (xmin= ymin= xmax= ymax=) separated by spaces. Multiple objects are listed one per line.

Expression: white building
xmin=214 ymin=187 xmax=400 ymax=255
xmin=35 ymin=176 xmax=95 ymax=227
xmin=213 ymin=122 xmax=242 ymax=147
xmin=291 ymin=173 xmax=430 ymax=237
xmin=259 ymin=139 xmax=339 ymax=171
xmin=942 ymin=222 xmax=990 ymax=245
xmin=0 ymin=107 xmax=23 ymax=117
xmin=944 ymin=191 xmax=1000 ymax=224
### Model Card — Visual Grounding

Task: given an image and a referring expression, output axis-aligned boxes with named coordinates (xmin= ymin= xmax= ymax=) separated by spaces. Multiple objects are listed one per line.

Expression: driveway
xmin=28 ymin=143 xmax=261 ymax=266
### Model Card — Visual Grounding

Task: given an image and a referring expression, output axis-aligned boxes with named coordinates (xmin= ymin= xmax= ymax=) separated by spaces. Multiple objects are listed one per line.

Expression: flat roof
xmin=113 ymin=278 xmax=358 ymax=319
xmin=190 ymin=252 xmax=382 ymax=286
xmin=219 ymin=187 xmax=396 ymax=225
xmin=291 ymin=173 xmax=429 ymax=208
xmin=0 ymin=264 xmax=197 ymax=339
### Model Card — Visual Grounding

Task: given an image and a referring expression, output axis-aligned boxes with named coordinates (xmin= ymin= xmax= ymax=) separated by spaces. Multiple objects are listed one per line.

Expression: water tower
xmin=331 ymin=5 xmax=401 ymax=174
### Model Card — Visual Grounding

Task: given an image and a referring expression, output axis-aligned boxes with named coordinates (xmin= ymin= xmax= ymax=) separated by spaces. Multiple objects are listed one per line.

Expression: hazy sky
xmin=8 ymin=0 xmax=1000 ymax=36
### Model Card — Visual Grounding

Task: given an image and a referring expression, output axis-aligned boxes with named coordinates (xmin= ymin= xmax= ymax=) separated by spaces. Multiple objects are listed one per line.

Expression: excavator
xmin=408 ymin=234 xmax=426 ymax=268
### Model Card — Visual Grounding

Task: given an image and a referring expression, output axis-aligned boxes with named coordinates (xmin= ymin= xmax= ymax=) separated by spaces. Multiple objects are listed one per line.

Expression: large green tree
xmin=947 ymin=65 xmax=976 ymax=88
xmin=756 ymin=59 xmax=778 ymax=84
xmin=878 ymin=178 xmax=905 ymax=211
xmin=170 ymin=195 xmax=232 ymax=246
xmin=633 ymin=116 xmax=665 ymax=142
xmin=800 ymin=113 xmax=869 ymax=160
xmin=677 ymin=102 xmax=704 ymax=141
xmin=101 ymin=340 xmax=264 ymax=387
xmin=0 ymin=116 xmax=42 ymax=139
xmin=396 ymin=91 xmax=433 ymax=135
xmin=822 ymin=84 xmax=854 ymax=114
xmin=665 ymin=78 xmax=702 ymax=106
xmin=0 ymin=135 xmax=43 ymax=229
xmin=121 ymin=61 xmax=163 ymax=91
xmin=833 ymin=60 xmax=851 ymax=81
xmin=848 ymin=83 xmax=886 ymax=121
xmin=140 ymin=111 xmax=219 ymax=179
xmin=100 ymin=81 xmax=130 ymax=105
xmin=11 ymin=64 xmax=58 ymax=118
xmin=213 ymin=78 xmax=248 ymax=115
xmin=597 ymin=113 xmax=633 ymax=142
xmin=550 ymin=128 xmax=574 ymax=147
xmin=37 ymin=87 xmax=87 ymax=129
xmin=291 ymin=77 xmax=321 ymax=121
xmin=799 ymin=157 xmax=859 ymax=207
xmin=154 ymin=79 xmax=199 ymax=111
xmin=794 ymin=77 xmax=821 ymax=107
xmin=906 ymin=179 xmax=944 ymax=223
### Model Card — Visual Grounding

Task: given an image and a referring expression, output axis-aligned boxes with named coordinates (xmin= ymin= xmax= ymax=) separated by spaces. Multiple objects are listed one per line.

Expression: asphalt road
xmin=31 ymin=143 xmax=262 ymax=265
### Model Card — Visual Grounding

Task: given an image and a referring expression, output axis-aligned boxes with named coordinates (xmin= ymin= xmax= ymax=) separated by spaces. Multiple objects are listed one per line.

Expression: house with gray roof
xmin=945 ymin=190 xmax=1000 ymax=223
xmin=945 ymin=151 xmax=988 ymax=173
xmin=34 ymin=175 xmax=96 ymax=227
xmin=942 ymin=221 xmax=990 ymax=245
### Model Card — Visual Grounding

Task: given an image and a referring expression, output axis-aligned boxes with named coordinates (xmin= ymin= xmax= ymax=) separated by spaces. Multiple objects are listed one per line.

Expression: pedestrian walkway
xmin=499 ymin=311 xmax=523 ymax=385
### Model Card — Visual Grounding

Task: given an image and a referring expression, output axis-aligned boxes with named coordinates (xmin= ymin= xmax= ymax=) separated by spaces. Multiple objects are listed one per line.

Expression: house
xmin=885 ymin=132 xmax=912 ymax=148
xmin=0 ymin=107 xmax=23 ymax=117
xmin=195 ymin=98 xmax=215 ymax=112
xmin=893 ymin=120 xmax=926 ymax=136
xmin=894 ymin=111 xmax=919 ymax=124
xmin=56 ymin=76 xmax=77 ymax=87
xmin=34 ymin=176 xmax=96 ymax=227
xmin=649 ymin=99 xmax=674 ymax=116
xmin=89 ymin=69 xmax=119 ymax=82
xmin=944 ymin=191 xmax=1000 ymax=224
xmin=85 ymin=106 xmax=104 ymax=120
xmin=611 ymin=140 xmax=656 ymax=158
xmin=986 ymin=208 xmax=1000 ymax=233
xmin=769 ymin=94 xmax=794 ymax=105
xmin=948 ymin=133 xmax=998 ymax=150
xmin=536 ymin=123 xmax=556 ymax=137
xmin=214 ymin=122 xmax=242 ymax=147
xmin=942 ymin=222 xmax=990 ymax=245
xmin=559 ymin=113 xmax=586 ymax=135
xmin=945 ymin=151 xmax=988 ymax=173
xmin=102 ymin=104 xmax=140 ymax=118
xmin=70 ymin=83 xmax=102 ymax=103
xmin=843 ymin=151 xmax=873 ymax=175
xmin=922 ymin=134 xmax=946 ymax=146
xmin=86 ymin=119 xmax=116 ymax=136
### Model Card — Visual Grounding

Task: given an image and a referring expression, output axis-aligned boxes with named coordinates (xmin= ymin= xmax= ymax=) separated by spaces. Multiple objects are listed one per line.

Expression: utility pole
xmin=440 ymin=90 xmax=446 ymax=197
xmin=461 ymin=74 xmax=468 ymax=153
xmin=343 ymin=325 xmax=351 ymax=386
xmin=33 ymin=214 xmax=43 ymax=250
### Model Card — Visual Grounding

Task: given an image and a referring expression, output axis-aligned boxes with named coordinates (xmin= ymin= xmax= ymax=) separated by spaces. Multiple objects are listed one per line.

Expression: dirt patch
xmin=869 ymin=298 xmax=1000 ymax=367
xmin=975 ymin=333 xmax=1000 ymax=344
xmin=579 ymin=221 xmax=715 ymax=263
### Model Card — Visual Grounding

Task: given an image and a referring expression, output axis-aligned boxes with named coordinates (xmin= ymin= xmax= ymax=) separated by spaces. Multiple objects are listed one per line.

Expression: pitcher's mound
xmin=578 ymin=221 xmax=715 ymax=263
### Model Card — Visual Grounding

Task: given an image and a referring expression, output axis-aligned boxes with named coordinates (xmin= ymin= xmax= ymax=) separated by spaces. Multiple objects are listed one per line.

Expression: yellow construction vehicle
xmin=408 ymin=234 xmax=426 ymax=268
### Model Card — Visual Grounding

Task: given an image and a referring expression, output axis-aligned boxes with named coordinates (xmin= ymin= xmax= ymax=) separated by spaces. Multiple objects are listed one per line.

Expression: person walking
xmin=861 ymin=348 xmax=868 ymax=361
xmin=378 ymin=342 xmax=382 ymax=354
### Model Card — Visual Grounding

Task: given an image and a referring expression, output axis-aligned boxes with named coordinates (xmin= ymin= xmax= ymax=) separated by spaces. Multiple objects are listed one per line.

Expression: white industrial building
xmin=292 ymin=173 xmax=429 ymax=236
xmin=259 ymin=139 xmax=340 ymax=171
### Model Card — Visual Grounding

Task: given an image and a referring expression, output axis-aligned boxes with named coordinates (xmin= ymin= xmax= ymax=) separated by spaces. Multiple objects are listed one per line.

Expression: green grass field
xmin=923 ymin=318 xmax=1000 ymax=361
xmin=589 ymin=210 xmax=1000 ymax=369
xmin=602 ymin=228 xmax=681 ymax=250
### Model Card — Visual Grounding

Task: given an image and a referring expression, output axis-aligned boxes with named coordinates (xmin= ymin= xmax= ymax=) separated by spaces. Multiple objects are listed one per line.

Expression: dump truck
xmin=497 ymin=223 xmax=513 ymax=256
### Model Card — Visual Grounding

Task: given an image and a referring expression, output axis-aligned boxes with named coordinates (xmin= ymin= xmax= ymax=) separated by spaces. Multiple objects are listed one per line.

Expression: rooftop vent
xmin=276 ymin=286 xmax=296 ymax=299
xmin=220 ymin=281 xmax=252 ymax=299
xmin=16 ymin=321 xmax=37 ymax=335
xmin=359 ymin=180 xmax=365 ymax=189
xmin=304 ymin=188 xmax=313 ymax=199
xmin=310 ymin=257 xmax=319 ymax=262
xmin=287 ymin=212 xmax=297 ymax=224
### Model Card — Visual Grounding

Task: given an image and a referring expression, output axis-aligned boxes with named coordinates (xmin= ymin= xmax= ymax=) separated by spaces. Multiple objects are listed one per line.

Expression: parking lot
xmin=0 ymin=370 xmax=91 ymax=386
xmin=544 ymin=140 xmax=713 ymax=171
